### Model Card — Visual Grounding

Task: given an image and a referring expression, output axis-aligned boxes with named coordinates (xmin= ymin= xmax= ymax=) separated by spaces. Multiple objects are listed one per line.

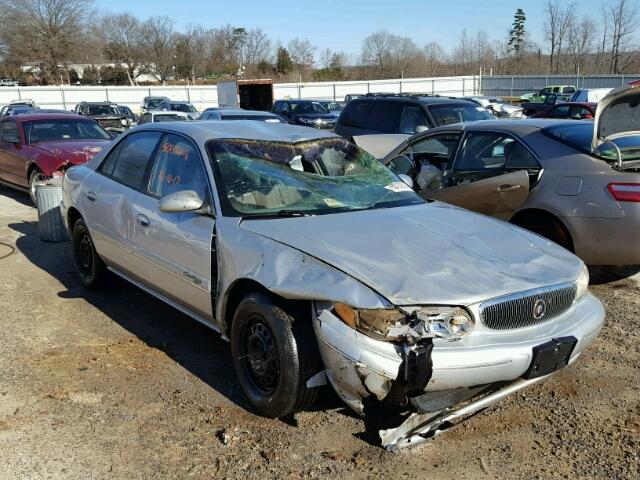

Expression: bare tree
xmin=175 ymin=26 xmax=209 ymax=82
xmin=287 ymin=37 xmax=316 ymax=74
xmin=607 ymin=0 xmax=637 ymax=73
xmin=141 ymin=16 xmax=176 ymax=83
xmin=544 ymin=0 xmax=576 ymax=73
xmin=423 ymin=42 xmax=445 ymax=76
xmin=567 ymin=17 xmax=596 ymax=74
xmin=361 ymin=30 xmax=395 ymax=77
xmin=0 ymin=0 xmax=94 ymax=83
xmin=101 ymin=13 xmax=144 ymax=85
xmin=243 ymin=28 xmax=272 ymax=74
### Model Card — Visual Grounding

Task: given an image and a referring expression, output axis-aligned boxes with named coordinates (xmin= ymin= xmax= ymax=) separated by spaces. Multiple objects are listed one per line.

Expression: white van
xmin=570 ymin=88 xmax=613 ymax=103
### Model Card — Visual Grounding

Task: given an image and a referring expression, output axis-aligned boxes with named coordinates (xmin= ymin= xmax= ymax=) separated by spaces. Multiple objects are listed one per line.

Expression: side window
xmin=99 ymin=132 xmax=162 ymax=189
xmin=408 ymin=134 xmax=461 ymax=162
xmin=455 ymin=133 xmax=515 ymax=171
xmin=366 ymin=101 xmax=404 ymax=133
xmin=505 ymin=142 xmax=540 ymax=169
xmin=549 ymin=105 xmax=571 ymax=118
xmin=1 ymin=119 xmax=19 ymax=137
xmin=139 ymin=113 xmax=151 ymax=124
xmin=339 ymin=100 xmax=371 ymax=127
xmin=540 ymin=88 xmax=551 ymax=95
xmin=401 ymin=105 xmax=429 ymax=134
xmin=147 ymin=134 xmax=208 ymax=200
xmin=570 ymin=106 xmax=593 ymax=120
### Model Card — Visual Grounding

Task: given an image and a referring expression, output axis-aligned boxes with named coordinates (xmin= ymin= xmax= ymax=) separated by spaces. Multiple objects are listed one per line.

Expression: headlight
xmin=120 ymin=118 xmax=128 ymax=126
xmin=575 ymin=265 xmax=589 ymax=300
xmin=333 ymin=303 xmax=474 ymax=342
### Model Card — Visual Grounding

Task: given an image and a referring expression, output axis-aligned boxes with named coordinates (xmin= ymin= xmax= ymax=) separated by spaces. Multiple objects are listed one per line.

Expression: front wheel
xmin=72 ymin=218 xmax=106 ymax=289
xmin=29 ymin=169 xmax=50 ymax=206
xmin=230 ymin=293 xmax=321 ymax=418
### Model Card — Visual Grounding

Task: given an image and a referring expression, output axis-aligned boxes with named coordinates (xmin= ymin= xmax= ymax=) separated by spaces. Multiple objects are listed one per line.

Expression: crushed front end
xmin=312 ymin=276 xmax=604 ymax=451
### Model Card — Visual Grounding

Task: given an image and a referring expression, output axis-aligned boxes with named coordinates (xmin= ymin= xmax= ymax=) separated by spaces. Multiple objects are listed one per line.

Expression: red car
xmin=0 ymin=113 xmax=112 ymax=204
xmin=532 ymin=102 xmax=597 ymax=120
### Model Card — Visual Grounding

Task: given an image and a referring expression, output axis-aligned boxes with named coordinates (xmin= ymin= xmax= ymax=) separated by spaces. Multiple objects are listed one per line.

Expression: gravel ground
xmin=0 ymin=184 xmax=638 ymax=480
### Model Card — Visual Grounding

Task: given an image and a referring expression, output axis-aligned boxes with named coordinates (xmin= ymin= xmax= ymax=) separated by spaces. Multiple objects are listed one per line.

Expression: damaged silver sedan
xmin=60 ymin=121 xmax=604 ymax=451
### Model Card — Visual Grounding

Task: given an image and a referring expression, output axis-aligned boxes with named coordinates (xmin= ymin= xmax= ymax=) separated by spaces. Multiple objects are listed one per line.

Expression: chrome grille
xmin=480 ymin=283 xmax=576 ymax=330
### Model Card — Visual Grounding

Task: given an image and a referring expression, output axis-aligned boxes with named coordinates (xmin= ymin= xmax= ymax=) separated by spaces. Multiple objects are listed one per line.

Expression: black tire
xmin=29 ymin=168 xmax=50 ymax=206
xmin=72 ymin=218 xmax=106 ymax=289
xmin=230 ymin=292 xmax=321 ymax=418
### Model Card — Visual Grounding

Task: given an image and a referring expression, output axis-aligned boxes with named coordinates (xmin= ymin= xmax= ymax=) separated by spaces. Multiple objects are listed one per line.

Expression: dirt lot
xmin=0 ymin=184 xmax=638 ymax=480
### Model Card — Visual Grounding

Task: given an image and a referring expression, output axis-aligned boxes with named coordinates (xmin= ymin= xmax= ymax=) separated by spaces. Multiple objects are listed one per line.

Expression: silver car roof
xmin=134 ymin=119 xmax=338 ymax=143
xmin=434 ymin=118 xmax=587 ymax=135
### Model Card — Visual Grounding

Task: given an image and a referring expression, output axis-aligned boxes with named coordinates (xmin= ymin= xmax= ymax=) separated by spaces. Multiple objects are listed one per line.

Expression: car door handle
xmin=86 ymin=191 xmax=96 ymax=202
xmin=136 ymin=214 xmax=150 ymax=227
xmin=497 ymin=184 xmax=521 ymax=193
xmin=183 ymin=271 xmax=202 ymax=285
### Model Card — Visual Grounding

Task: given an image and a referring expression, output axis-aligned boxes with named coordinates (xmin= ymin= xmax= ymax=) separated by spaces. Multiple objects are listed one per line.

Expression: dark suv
xmin=272 ymin=100 xmax=336 ymax=129
xmin=334 ymin=94 xmax=494 ymax=139
xmin=75 ymin=101 xmax=130 ymax=133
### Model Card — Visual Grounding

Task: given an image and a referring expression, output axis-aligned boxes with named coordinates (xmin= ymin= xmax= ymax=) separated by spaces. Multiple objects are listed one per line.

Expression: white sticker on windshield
xmin=476 ymin=107 xmax=486 ymax=111
xmin=323 ymin=198 xmax=345 ymax=207
xmin=385 ymin=182 xmax=413 ymax=193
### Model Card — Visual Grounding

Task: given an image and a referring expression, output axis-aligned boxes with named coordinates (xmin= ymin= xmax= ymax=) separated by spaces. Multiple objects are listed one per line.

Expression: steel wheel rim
xmin=77 ymin=233 xmax=94 ymax=278
xmin=241 ymin=316 xmax=280 ymax=395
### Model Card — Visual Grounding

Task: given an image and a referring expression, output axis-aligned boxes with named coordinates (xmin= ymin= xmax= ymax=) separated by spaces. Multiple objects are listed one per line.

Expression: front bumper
xmin=313 ymin=293 xmax=604 ymax=445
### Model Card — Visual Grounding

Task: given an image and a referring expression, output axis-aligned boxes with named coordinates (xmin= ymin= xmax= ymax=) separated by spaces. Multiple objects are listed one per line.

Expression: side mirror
xmin=159 ymin=190 xmax=205 ymax=213
xmin=1 ymin=133 xmax=20 ymax=144
xmin=398 ymin=173 xmax=414 ymax=189
xmin=415 ymin=125 xmax=429 ymax=133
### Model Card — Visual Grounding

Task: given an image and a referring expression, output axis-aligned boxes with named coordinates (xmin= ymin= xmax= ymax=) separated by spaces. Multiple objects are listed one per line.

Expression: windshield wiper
xmin=244 ymin=209 xmax=312 ymax=220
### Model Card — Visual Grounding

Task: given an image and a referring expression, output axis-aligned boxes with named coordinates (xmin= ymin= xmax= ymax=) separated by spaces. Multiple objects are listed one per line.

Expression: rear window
xmin=366 ymin=101 xmax=405 ymax=133
xmin=339 ymin=100 xmax=371 ymax=127
xmin=542 ymin=123 xmax=592 ymax=152
xmin=154 ymin=114 xmax=188 ymax=123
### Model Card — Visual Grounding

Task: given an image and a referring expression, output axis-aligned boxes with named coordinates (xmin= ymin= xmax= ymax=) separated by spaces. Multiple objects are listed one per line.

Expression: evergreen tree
xmin=508 ymin=8 xmax=527 ymax=55
xmin=276 ymin=47 xmax=293 ymax=75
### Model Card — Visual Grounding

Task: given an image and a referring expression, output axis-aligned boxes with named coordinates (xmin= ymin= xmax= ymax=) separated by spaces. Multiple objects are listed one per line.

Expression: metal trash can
xmin=36 ymin=177 xmax=68 ymax=242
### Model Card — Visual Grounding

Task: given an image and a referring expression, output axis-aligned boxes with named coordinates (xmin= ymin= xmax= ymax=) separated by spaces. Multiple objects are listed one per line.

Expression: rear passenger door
xmin=82 ymin=131 xmax=163 ymax=273
xmin=129 ymin=133 xmax=215 ymax=321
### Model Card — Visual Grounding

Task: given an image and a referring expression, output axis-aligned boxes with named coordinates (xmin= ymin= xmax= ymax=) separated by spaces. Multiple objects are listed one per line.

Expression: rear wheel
xmin=512 ymin=212 xmax=574 ymax=252
xmin=230 ymin=292 xmax=321 ymax=418
xmin=72 ymin=218 xmax=106 ymax=289
xmin=29 ymin=169 xmax=50 ymax=206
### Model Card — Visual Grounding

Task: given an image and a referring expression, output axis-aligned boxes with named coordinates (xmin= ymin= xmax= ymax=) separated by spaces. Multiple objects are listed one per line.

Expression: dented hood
xmin=241 ymin=203 xmax=582 ymax=306
xmin=593 ymin=81 xmax=640 ymax=149
xmin=32 ymin=140 xmax=110 ymax=165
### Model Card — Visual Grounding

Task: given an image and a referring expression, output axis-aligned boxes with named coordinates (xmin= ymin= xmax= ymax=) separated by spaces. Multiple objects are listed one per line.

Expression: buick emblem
xmin=533 ymin=299 xmax=547 ymax=319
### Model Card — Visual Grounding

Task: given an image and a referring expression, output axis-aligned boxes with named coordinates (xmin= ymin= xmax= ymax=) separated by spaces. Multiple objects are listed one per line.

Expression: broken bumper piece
xmin=379 ymin=376 xmax=546 ymax=452
xmin=312 ymin=295 xmax=604 ymax=449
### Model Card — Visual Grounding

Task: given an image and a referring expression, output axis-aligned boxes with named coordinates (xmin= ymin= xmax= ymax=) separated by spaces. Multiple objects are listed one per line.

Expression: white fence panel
xmin=0 ymin=76 xmax=480 ymax=112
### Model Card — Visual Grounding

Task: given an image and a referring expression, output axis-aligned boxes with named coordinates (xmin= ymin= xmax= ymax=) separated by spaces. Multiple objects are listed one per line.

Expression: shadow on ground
xmin=0 ymin=184 xmax=34 ymax=208
xmin=8 ymin=219 xmax=344 ymax=431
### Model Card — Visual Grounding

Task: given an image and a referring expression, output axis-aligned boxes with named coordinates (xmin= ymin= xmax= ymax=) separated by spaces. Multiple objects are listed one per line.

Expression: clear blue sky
xmin=96 ymin=0 xmax=608 ymax=56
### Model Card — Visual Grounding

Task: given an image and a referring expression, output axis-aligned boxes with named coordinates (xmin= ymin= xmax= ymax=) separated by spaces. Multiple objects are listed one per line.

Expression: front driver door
xmin=129 ymin=133 xmax=215 ymax=321
xmin=426 ymin=132 xmax=536 ymax=220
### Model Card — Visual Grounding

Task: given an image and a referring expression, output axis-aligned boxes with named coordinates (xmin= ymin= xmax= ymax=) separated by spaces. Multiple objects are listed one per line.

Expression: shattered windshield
xmin=208 ymin=138 xmax=423 ymax=217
